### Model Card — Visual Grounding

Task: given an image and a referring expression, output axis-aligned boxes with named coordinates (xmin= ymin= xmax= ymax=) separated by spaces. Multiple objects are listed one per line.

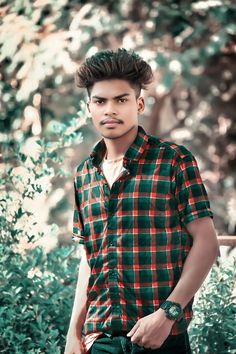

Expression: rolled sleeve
xmin=72 ymin=180 xmax=85 ymax=244
xmin=175 ymin=153 xmax=213 ymax=225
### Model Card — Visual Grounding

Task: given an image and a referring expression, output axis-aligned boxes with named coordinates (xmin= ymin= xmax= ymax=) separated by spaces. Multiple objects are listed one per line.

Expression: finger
xmin=127 ymin=321 xmax=140 ymax=337
xmin=130 ymin=329 xmax=142 ymax=343
xmin=131 ymin=335 xmax=142 ymax=345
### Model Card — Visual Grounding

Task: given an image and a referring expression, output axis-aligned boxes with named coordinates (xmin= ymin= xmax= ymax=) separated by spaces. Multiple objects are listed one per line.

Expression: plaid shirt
xmin=73 ymin=125 xmax=213 ymax=336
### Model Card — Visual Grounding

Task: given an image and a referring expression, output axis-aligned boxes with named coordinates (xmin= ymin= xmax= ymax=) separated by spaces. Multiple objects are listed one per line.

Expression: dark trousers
xmin=90 ymin=331 xmax=192 ymax=354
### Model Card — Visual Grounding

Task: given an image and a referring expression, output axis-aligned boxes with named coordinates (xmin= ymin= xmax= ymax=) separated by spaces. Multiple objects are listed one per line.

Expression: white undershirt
xmin=101 ymin=154 xmax=124 ymax=188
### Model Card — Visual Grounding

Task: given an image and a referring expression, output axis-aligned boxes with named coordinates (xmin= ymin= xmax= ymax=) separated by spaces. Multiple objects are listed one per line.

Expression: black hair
xmin=75 ymin=48 xmax=153 ymax=97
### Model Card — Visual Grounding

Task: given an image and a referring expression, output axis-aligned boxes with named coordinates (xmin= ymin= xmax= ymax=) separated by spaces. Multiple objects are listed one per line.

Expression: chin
xmin=100 ymin=125 xmax=136 ymax=140
xmin=102 ymin=132 xmax=123 ymax=140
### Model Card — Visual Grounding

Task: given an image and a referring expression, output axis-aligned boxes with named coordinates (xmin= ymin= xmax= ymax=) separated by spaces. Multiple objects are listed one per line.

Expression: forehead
xmin=90 ymin=79 xmax=135 ymax=98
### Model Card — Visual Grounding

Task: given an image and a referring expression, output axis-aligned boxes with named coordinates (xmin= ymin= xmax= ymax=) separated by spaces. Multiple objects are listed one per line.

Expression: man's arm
xmin=127 ymin=216 xmax=219 ymax=349
xmin=166 ymin=216 xmax=219 ymax=307
xmin=64 ymin=245 xmax=91 ymax=354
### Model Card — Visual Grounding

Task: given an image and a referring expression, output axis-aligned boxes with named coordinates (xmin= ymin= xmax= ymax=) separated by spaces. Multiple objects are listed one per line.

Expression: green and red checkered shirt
xmin=73 ymin=125 xmax=213 ymax=336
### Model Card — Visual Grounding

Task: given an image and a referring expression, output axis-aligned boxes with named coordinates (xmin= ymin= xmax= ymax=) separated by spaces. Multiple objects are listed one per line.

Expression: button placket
xmin=102 ymin=171 xmax=122 ymax=318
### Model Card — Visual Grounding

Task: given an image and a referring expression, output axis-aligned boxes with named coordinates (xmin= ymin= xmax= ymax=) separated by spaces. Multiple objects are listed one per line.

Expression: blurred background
xmin=1 ymin=1 xmax=236 ymax=353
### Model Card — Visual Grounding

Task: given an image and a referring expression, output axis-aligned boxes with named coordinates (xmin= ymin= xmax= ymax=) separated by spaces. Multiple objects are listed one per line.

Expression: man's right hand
xmin=64 ymin=335 xmax=85 ymax=354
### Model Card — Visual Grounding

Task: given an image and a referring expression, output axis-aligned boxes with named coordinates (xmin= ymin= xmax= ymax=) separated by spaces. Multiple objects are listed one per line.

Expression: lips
xmin=102 ymin=119 xmax=121 ymax=125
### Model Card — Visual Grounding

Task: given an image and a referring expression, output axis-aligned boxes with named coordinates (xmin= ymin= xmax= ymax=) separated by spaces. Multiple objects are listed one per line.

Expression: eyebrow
xmin=91 ymin=93 xmax=130 ymax=100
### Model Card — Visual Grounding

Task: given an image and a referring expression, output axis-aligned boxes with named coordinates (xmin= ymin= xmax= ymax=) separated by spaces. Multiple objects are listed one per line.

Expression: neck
xmin=104 ymin=125 xmax=138 ymax=160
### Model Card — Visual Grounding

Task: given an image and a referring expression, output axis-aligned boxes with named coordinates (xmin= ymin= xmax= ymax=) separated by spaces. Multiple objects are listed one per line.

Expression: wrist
xmin=154 ymin=308 xmax=175 ymax=327
xmin=160 ymin=300 xmax=184 ymax=322
xmin=67 ymin=325 xmax=82 ymax=339
xmin=159 ymin=308 xmax=175 ymax=324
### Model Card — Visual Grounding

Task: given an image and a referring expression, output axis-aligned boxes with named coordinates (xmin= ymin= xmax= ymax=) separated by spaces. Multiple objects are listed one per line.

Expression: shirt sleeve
xmin=174 ymin=152 xmax=213 ymax=225
xmin=72 ymin=179 xmax=85 ymax=244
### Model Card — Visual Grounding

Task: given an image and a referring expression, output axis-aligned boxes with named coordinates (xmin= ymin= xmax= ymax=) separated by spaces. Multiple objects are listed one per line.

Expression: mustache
xmin=100 ymin=117 xmax=123 ymax=125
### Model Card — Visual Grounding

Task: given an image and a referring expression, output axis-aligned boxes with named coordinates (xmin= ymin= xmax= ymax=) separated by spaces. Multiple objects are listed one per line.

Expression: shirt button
xmin=112 ymin=304 xmax=120 ymax=312
xmin=109 ymin=270 xmax=117 ymax=277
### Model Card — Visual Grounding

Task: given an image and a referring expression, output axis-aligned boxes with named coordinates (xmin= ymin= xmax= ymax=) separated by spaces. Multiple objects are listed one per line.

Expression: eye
xmin=94 ymin=99 xmax=104 ymax=105
xmin=117 ymin=98 xmax=127 ymax=103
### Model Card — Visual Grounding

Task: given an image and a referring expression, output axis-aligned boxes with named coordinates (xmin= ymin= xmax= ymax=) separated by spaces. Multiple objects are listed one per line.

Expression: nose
xmin=104 ymin=101 xmax=117 ymax=116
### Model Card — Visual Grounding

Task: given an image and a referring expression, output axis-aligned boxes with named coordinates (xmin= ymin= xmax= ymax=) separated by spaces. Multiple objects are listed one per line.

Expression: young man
xmin=64 ymin=49 xmax=219 ymax=354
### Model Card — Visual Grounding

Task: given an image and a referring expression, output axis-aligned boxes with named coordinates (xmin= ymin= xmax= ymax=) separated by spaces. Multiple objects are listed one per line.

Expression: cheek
xmin=91 ymin=116 xmax=100 ymax=126
xmin=122 ymin=104 xmax=137 ymax=114
xmin=90 ymin=106 xmax=102 ymax=118
xmin=129 ymin=106 xmax=139 ymax=116
xmin=89 ymin=105 xmax=97 ymax=113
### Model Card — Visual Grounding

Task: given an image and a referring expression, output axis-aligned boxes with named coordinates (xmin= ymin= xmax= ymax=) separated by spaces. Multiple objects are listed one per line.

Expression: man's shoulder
xmin=74 ymin=157 xmax=92 ymax=190
xmin=148 ymin=134 xmax=194 ymax=162
xmin=74 ymin=157 xmax=90 ymax=175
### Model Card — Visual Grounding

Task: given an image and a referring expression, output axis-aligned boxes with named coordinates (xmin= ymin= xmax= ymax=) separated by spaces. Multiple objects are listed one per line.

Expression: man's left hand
xmin=126 ymin=309 xmax=175 ymax=350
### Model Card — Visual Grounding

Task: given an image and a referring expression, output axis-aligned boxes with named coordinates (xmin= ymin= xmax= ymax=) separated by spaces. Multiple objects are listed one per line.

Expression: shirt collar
xmin=89 ymin=125 xmax=150 ymax=168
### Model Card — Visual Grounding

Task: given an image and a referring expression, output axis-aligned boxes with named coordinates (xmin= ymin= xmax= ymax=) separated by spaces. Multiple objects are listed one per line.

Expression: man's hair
xmin=75 ymin=48 xmax=153 ymax=97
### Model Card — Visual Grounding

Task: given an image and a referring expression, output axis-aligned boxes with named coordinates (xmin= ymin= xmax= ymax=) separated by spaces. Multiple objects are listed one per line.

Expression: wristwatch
xmin=160 ymin=300 xmax=183 ymax=322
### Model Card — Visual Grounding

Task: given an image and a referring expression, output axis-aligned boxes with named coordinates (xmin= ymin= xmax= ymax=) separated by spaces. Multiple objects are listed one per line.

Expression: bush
xmin=0 ymin=110 xmax=87 ymax=353
xmin=0 ymin=244 xmax=79 ymax=353
xmin=189 ymin=257 xmax=236 ymax=354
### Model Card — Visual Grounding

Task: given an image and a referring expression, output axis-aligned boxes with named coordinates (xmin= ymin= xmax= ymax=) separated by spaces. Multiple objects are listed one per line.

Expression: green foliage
xmin=0 ymin=97 xmax=87 ymax=352
xmin=189 ymin=258 xmax=236 ymax=354
xmin=1 ymin=103 xmax=87 ymax=246
xmin=0 ymin=244 xmax=79 ymax=353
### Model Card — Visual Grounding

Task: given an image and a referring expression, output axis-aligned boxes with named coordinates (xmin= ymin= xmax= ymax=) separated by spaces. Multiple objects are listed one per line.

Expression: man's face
xmin=87 ymin=79 xmax=144 ymax=140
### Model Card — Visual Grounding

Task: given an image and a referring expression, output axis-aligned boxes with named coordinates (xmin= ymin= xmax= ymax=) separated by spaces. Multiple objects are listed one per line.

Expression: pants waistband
xmin=104 ymin=330 xmax=129 ymax=337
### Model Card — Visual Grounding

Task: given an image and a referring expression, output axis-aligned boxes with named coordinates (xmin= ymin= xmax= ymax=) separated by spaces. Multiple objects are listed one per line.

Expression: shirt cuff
xmin=182 ymin=209 xmax=213 ymax=225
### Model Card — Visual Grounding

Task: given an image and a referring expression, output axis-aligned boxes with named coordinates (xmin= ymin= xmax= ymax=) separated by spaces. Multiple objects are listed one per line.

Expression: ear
xmin=87 ymin=101 xmax=91 ymax=113
xmin=137 ymin=97 xmax=145 ymax=113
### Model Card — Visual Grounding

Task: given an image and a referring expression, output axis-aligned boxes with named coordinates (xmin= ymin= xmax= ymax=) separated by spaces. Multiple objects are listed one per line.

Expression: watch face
xmin=169 ymin=305 xmax=180 ymax=318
